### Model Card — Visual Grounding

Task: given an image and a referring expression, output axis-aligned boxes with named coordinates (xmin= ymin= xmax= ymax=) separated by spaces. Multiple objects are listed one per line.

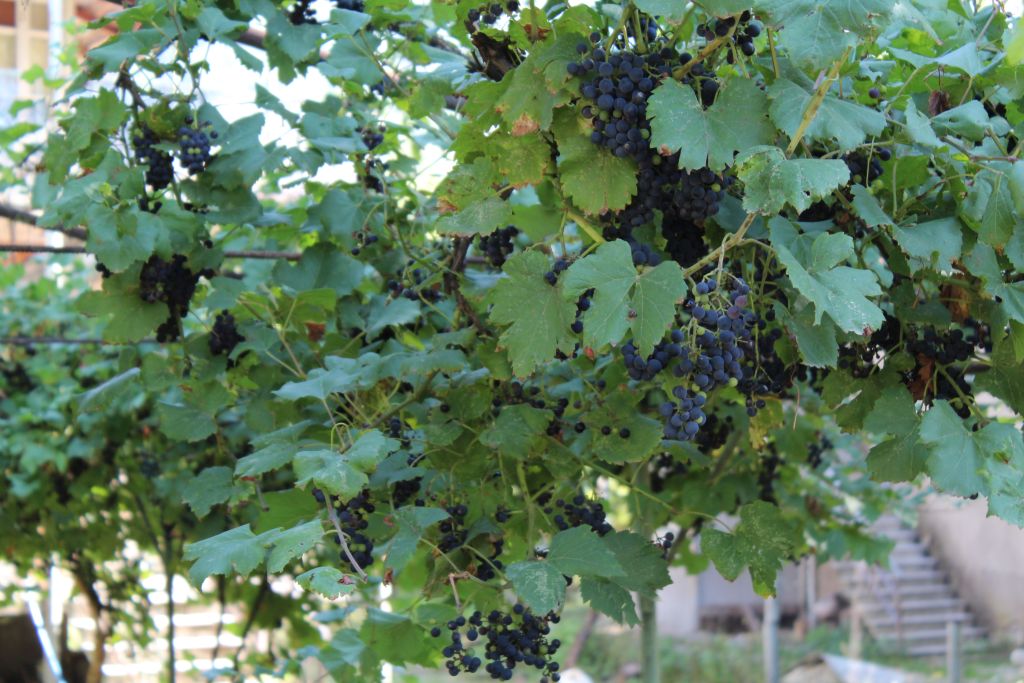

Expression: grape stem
xmin=683 ymin=211 xmax=758 ymax=277
xmin=327 ymin=503 xmax=369 ymax=581
xmin=786 ymin=46 xmax=852 ymax=156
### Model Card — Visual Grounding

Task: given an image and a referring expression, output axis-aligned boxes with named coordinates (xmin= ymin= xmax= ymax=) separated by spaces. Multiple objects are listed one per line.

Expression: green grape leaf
xmin=701 ymin=501 xmax=800 ymax=596
xmin=850 ymin=186 xmax=893 ymax=228
xmin=75 ymin=367 xmax=141 ymax=415
xmin=975 ymin=339 xmax=1024 ymax=415
xmin=965 ymin=243 xmax=1024 ymax=323
xmin=864 ymin=387 xmax=928 ymax=482
xmin=265 ymin=520 xmax=324 ymax=572
xmin=157 ymin=402 xmax=218 ymax=442
xmin=272 ymin=243 xmax=364 ymax=296
xmin=551 ymin=108 xmax=637 ymax=215
xmin=580 ymin=578 xmax=639 ymax=625
xmin=360 ymin=608 xmax=435 ymax=666
xmin=764 ymin=0 xmax=892 ymax=68
xmin=919 ymin=401 xmax=1012 ymax=497
xmin=183 ymin=525 xmax=269 ymax=585
xmin=76 ymin=287 xmax=169 ymax=343
xmin=648 ymin=77 xmax=773 ymax=171
xmin=235 ymin=442 xmax=296 ymax=479
xmin=506 ymin=561 xmax=566 ymax=614
xmin=774 ymin=302 xmax=839 ymax=368
xmin=893 ymin=217 xmax=963 ymax=273
xmin=562 ymin=240 xmax=687 ymax=357
xmin=297 ymin=567 xmax=358 ymax=599
xmin=769 ymin=226 xmax=884 ymax=334
xmin=904 ymin=99 xmax=944 ymax=148
xmin=480 ymin=404 xmax=551 ymax=459
xmin=488 ymin=250 xmax=578 ymax=377
xmin=768 ymin=79 xmax=885 ymax=151
xmin=293 ymin=451 xmax=367 ymax=499
xmin=737 ymin=146 xmax=851 ymax=215
xmin=183 ymin=466 xmax=241 ymax=518
xmin=385 ymin=507 xmax=449 ymax=572
xmin=602 ymin=531 xmax=671 ymax=594
xmin=435 ymin=197 xmax=513 ymax=235
xmin=547 ymin=527 xmax=626 ymax=578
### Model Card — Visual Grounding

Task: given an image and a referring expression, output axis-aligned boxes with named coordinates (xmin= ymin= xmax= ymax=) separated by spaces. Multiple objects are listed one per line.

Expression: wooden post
xmin=805 ymin=556 xmax=817 ymax=631
xmin=947 ymin=620 xmax=962 ymax=683
xmin=763 ymin=596 xmax=779 ymax=683
xmin=849 ymin=599 xmax=863 ymax=659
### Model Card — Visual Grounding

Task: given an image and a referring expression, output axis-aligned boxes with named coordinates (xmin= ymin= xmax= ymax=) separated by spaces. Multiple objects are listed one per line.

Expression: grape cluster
xmin=660 ymin=278 xmax=759 ymax=441
xmin=431 ymin=606 xmax=561 ymax=681
xmin=133 ymin=125 xmax=174 ymax=191
xmin=758 ymin=449 xmax=782 ymax=504
xmin=0 ymin=362 xmax=34 ymax=393
xmin=698 ymin=11 xmax=761 ymax=60
xmin=466 ymin=0 xmax=519 ymax=28
xmin=478 ymin=225 xmax=519 ymax=268
xmin=329 ymin=490 xmax=376 ymax=572
xmin=649 ymin=452 xmax=687 ymax=493
xmin=806 ymin=437 xmax=832 ymax=469
xmin=570 ymin=289 xmax=594 ymax=335
xmin=844 ymin=150 xmax=889 ymax=184
xmin=475 ymin=532 xmax=506 ymax=582
xmin=177 ymin=117 xmax=217 ymax=175
xmin=386 ymin=267 xmax=443 ymax=303
xmin=350 ymin=231 xmax=379 ymax=256
xmin=543 ymin=258 xmax=569 ymax=286
xmin=661 ymin=217 xmax=709 ymax=268
xmin=139 ymin=254 xmax=210 ymax=342
xmin=621 ymin=333 xmax=686 ymax=381
xmin=209 ymin=311 xmax=244 ymax=358
xmin=439 ymin=503 xmax=469 ymax=552
xmin=359 ymin=124 xmax=385 ymax=151
xmin=550 ymin=494 xmax=614 ymax=536
xmin=335 ymin=0 xmax=365 ymax=11
xmin=288 ymin=0 xmax=316 ymax=25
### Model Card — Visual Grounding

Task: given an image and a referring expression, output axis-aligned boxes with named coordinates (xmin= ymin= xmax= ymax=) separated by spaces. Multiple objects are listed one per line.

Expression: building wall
xmin=918 ymin=495 xmax=1024 ymax=644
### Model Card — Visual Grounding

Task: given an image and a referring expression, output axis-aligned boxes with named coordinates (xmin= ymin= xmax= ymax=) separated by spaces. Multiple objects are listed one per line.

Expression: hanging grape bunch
xmin=698 ymin=10 xmax=762 ymax=60
xmin=288 ymin=0 xmax=316 ymax=25
xmin=138 ymin=254 xmax=210 ymax=342
xmin=133 ymin=125 xmax=174 ymax=191
xmin=209 ymin=311 xmax=245 ymax=358
xmin=177 ymin=117 xmax=217 ymax=175
xmin=359 ymin=124 xmax=385 ymax=151
xmin=477 ymin=225 xmax=519 ymax=268
xmin=466 ymin=0 xmax=519 ymax=29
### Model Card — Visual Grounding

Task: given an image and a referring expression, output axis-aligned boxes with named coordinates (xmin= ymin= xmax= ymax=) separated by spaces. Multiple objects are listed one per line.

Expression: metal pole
xmin=26 ymin=596 xmax=67 ymax=683
xmin=947 ymin=620 xmax=962 ymax=683
xmin=763 ymin=595 xmax=779 ymax=683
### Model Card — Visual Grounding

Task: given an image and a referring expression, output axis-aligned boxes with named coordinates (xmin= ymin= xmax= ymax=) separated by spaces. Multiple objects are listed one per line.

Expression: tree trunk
xmin=70 ymin=568 xmax=107 ymax=683
xmin=640 ymin=594 xmax=659 ymax=683
xmin=164 ymin=557 xmax=176 ymax=683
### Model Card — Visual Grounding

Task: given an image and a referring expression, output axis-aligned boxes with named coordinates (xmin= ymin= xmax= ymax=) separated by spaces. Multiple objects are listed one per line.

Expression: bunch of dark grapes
xmin=330 ymin=489 xmax=376 ymax=571
xmin=807 ymin=437 xmax=832 ymax=469
xmin=349 ymin=230 xmax=379 ymax=256
xmin=837 ymin=314 xmax=901 ymax=379
xmin=698 ymin=11 xmax=761 ymax=60
xmin=139 ymin=254 xmax=210 ymax=342
xmin=475 ymin=531 xmax=506 ymax=582
xmin=177 ymin=117 xmax=217 ymax=175
xmin=439 ymin=503 xmax=469 ymax=552
xmin=288 ymin=0 xmax=316 ymax=24
xmin=359 ymin=124 xmax=385 ymax=151
xmin=844 ymin=149 xmax=889 ymax=184
xmin=0 ymin=362 xmax=34 ymax=393
xmin=758 ymin=449 xmax=782 ymax=504
xmin=661 ymin=278 xmax=758 ymax=441
xmin=386 ymin=267 xmax=443 ymax=302
xmin=335 ymin=0 xmax=365 ymax=11
xmin=656 ymin=531 xmax=675 ymax=559
xmin=570 ymin=289 xmax=594 ymax=335
xmin=543 ymin=258 xmax=569 ymax=286
xmin=478 ymin=225 xmax=519 ymax=268
xmin=963 ymin=317 xmax=993 ymax=353
xmin=650 ymin=452 xmax=688 ymax=493
xmin=551 ymin=494 xmax=614 ymax=536
xmin=906 ymin=327 xmax=979 ymax=418
xmin=621 ymin=334 xmax=686 ymax=381
xmin=209 ymin=311 xmax=244 ymax=358
xmin=431 ymin=606 xmax=561 ymax=681
xmin=466 ymin=0 xmax=519 ymax=28
xmin=133 ymin=125 xmax=174 ymax=191
xmin=661 ymin=217 xmax=709 ymax=268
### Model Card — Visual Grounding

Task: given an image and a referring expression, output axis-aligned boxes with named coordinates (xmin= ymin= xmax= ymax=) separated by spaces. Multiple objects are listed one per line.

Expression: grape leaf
xmin=488 ymin=250 xmax=577 ymax=377
xmin=272 ymin=243 xmax=364 ymax=296
xmin=768 ymin=78 xmax=885 ymax=152
xmin=893 ymin=217 xmax=963 ymax=273
xmin=547 ymin=527 xmax=626 ymax=578
xmin=75 ymin=367 xmax=141 ymax=415
xmin=551 ymin=108 xmax=637 ymax=215
xmin=183 ymin=466 xmax=240 ymax=518
xmin=904 ymin=99 xmax=944 ymax=148
xmin=435 ymin=197 xmax=513 ymax=235
xmin=184 ymin=525 xmax=269 ymax=585
xmin=580 ymin=578 xmax=639 ymax=625
xmin=506 ymin=561 xmax=566 ymax=614
xmin=920 ymin=401 xmax=1007 ymax=497
xmin=769 ymin=226 xmax=884 ymax=334
xmin=737 ymin=146 xmax=851 ymax=215
xmin=774 ymin=302 xmax=839 ymax=368
xmin=975 ymin=339 xmax=1024 ymax=415
xmin=562 ymin=240 xmax=687 ymax=357
xmin=157 ymin=402 xmax=218 ymax=442
xmin=235 ymin=442 xmax=296 ymax=478
xmin=648 ymin=77 xmax=773 ymax=171
xmin=763 ymin=0 xmax=892 ymax=68
xmin=701 ymin=501 xmax=800 ymax=596
xmin=965 ymin=243 xmax=1024 ymax=323
xmin=76 ymin=287 xmax=169 ymax=344
xmin=479 ymin=404 xmax=551 ymax=459
xmin=850 ymin=186 xmax=893 ymax=227
xmin=360 ymin=609 xmax=435 ymax=666
xmin=297 ymin=567 xmax=358 ymax=599
xmin=602 ymin=531 xmax=671 ymax=593
xmin=265 ymin=520 xmax=324 ymax=572
xmin=385 ymin=507 xmax=449 ymax=572
xmin=294 ymin=449 xmax=369 ymax=499
xmin=864 ymin=387 xmax=929 ymax=482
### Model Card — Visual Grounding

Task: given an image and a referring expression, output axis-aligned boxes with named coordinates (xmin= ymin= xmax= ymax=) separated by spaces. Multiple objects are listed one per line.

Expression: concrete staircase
xmin=835 ymin=515 xmax=987 ymax=657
